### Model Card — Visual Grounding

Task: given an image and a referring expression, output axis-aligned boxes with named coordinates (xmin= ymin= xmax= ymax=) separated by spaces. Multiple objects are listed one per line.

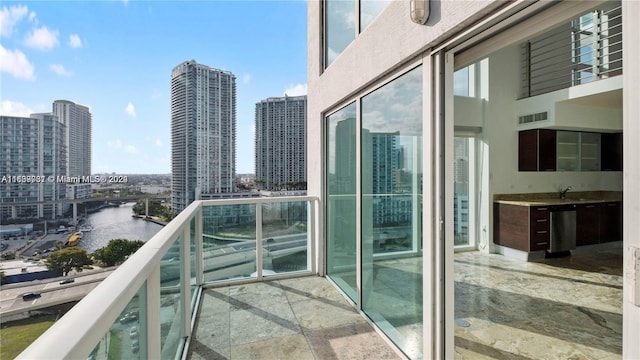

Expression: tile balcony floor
xmin=186 ymin=247 xmax=622 ymax=360
xmin=187 ymin=276 xmax=400 ymax=360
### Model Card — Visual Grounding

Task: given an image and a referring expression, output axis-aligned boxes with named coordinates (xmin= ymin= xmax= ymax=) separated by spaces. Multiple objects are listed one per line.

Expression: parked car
xmin=59 ymin=278 xmax=75 ymax=285
xmin=131 ymin=338 xmax=140 ymax=353
xmin=119 ymin=312 xmax=138 ymax=324
xmin=22 ymin=292 xmax=41 ymax=301
xmin=129 ymin=326 xmax=138 ymax=339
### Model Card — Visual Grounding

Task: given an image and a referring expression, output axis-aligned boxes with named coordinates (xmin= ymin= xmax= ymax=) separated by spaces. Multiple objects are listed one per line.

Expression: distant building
xmin=66 ymin=183 xmax=92 ymax=200
xmin=170 ymin=60 xmax=237 ymax=213
xmin=0 ymin=114 xmax=66 ymax=219
xmin=52 ymin=100 xmax=92 ymax=178
xmin=254 ymin=95 xmax=307 ymax=191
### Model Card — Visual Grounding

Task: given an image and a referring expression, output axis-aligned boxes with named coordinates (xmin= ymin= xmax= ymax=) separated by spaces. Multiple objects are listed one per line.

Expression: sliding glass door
xmin=325 ymin=65 xmax=423 ymax=358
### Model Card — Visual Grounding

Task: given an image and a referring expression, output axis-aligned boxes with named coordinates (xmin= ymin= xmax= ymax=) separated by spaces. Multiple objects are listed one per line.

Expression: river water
xmin=80 ymin=203 xmax=164 ymax=253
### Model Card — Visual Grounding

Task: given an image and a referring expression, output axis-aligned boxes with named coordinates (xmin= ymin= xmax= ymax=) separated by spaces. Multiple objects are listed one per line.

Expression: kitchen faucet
xmin=559 ymin=186 xmax=572 ymax=200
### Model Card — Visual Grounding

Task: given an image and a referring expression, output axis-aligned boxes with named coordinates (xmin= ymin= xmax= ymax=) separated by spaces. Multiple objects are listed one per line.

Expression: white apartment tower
xmin=171 ymin=60 xmax=237 ymax=213
xmin=254 ymin=95 xmax=307 ymax=190
xmin=52 ymin=100 xmax=92 ymax=178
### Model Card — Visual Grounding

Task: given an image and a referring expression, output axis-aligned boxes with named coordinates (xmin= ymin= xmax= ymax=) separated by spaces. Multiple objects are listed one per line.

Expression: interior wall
xmin=454 ymin=43 xmax=624 ymax=252
xmin=483 ymin=44 xmax=623 ymax=197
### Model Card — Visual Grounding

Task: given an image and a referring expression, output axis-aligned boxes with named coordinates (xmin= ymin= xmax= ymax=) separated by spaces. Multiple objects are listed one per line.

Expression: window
xmin=324 ymin=0 xmax=390 ymax=68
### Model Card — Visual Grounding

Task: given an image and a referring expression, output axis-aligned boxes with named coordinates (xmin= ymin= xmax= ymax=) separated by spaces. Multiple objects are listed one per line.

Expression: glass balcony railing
xmin=16 ymin=196 xmax=318 ymax=360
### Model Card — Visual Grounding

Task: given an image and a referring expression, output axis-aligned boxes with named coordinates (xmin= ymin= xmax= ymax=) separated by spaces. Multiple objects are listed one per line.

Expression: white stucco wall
xmin=622 ymin=1 xmax=640 ymax=358
xmin=307 ymin=0 xmax=503 ymax=205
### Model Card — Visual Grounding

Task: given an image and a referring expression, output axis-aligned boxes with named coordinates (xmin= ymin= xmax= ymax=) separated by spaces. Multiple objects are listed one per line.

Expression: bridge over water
xmin=1 ymin=194 xmax=170 ymax=223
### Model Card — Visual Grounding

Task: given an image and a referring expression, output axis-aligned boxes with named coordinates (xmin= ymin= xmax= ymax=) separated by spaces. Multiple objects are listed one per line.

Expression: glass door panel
xmin=326 ymin=102 xmax=358 ymax=302
xmin=361 ymin=66 xmax=423 ymax=358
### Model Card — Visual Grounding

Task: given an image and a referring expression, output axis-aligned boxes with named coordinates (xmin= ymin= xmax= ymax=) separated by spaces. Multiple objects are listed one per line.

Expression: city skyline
xmin=0 ymin=1 xmax=307 ymax=175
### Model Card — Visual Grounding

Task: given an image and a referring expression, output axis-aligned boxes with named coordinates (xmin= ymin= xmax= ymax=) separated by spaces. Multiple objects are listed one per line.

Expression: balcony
xmin=15 ymin=196 xmax=397 ymax=359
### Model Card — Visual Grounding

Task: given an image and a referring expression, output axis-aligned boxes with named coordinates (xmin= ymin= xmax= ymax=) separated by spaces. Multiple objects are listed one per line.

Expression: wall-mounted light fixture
xmin=410 ymin=0 xmax=430 ymax=24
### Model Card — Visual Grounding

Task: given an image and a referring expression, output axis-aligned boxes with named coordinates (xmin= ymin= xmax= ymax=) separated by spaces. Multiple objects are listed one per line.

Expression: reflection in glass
xmin=89 ymin=288 xmax=144 ymax=359
xmin=190 ymin=217 xmax=198 ymax=306
xmin=360 ymin=0 xmax=390 ymax=31
xmin=454 ymin=137 xmax=472 ymax=247
xmin=261 ymin=201 xmax=309 ymax=275
xmin=361 ymin=66 xmax=423 ymax=358
xmin=160 ymin=235 xmax=183 ymax=358
xmin=325 ymin=0 xmax=355 ymax=67
xmin=202 ymin=204 xmax=257 ymax=282
xmin=326 ymin=102 xmax=358 ymax=302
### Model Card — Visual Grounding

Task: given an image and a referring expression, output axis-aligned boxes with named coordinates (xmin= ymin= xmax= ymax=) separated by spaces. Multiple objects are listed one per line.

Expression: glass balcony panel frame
xmin=17 ymin=197 xmax=318 ymax=360
xmin=201 ymin=196 xmax=318 ymax=286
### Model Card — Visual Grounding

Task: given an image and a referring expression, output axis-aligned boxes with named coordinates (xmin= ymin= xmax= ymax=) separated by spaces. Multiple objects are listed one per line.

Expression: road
xmin=0 ymin=269 xmax=114 ymax=318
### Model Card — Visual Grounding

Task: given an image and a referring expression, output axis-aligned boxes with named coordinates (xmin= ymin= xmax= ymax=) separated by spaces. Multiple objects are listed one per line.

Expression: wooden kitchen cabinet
xmin=576 ymin=203 xmax=599 ymax=246
xmin=529 ymin=206 xmax=551 ymax=250
xmin=518 ymin=129 xmax=556 ymax=171
xmin=599 ymin=201 xmax=622 ymax=242
xmin=494 ymin=203 xmax=550 ymax=251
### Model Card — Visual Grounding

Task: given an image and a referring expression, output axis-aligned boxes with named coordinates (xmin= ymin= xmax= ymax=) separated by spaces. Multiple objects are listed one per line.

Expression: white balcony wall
xmin=622 ymin=2 xmax=640 ymax=358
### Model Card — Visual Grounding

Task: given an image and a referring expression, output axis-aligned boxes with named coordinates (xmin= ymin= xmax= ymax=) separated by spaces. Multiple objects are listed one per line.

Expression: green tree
xmin=92 ymin=238 xmax=145 ymax=267
xmin=45 ymin=247 xmax=93 ymax=276
xmin=132 ymin=199 xmax=172 ymax=220
xmin=1 ymin=252 xmax=16 ymax=260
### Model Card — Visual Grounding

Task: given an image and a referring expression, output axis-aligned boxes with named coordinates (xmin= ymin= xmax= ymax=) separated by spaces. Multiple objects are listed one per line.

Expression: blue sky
xmin=1 ymin=0 xmax=307 ymax=174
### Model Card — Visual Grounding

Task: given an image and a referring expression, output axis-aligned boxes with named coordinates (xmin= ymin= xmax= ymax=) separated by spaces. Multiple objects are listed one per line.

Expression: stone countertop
xmin=494 ymin=191 xmax=622 ymax=207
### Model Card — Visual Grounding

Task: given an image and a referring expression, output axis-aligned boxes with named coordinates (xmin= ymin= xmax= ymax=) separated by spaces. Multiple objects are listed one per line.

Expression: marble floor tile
xmin=187 ymin=278 xmax=399 ymax=360
xmin=289 ymin=296 xmax=365 ymax=330
xmin=229 ymin=334 xmax=314 ymax=360
xmin=454 ymin=249 xmax=623 ymax=359
xmin=304 ymin=322 xmax=399 ymax=360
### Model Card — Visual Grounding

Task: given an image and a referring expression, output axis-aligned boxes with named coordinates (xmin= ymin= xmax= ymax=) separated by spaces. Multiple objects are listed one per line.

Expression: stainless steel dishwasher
xmin=549 ymin=204 xmax=577 ymax=253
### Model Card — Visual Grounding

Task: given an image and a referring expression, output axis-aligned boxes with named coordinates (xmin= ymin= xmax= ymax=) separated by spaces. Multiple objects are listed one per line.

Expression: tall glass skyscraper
xmin=170 ymin=60 xmax=237 ymax=213
xmin=254 ymin=95 xmax=307 ymax=190
xmin=52 ymin=100 xmax=92 ymax=178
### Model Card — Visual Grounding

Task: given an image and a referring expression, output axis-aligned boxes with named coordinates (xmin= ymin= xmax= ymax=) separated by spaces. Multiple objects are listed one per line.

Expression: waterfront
xmin=80 ymin=202 xmax=163 ymax=252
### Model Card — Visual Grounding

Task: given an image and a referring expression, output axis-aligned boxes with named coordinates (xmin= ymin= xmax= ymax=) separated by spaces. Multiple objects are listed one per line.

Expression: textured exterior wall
xmin=307 ymin=0 xmax=501 ymax=202
xmin=622 ymin=1 xmax=640 ymax=358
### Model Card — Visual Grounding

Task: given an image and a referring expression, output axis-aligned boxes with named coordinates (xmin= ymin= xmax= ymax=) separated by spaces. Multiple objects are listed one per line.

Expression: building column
xmin=72 ymin=203 xmax=78 ymax=225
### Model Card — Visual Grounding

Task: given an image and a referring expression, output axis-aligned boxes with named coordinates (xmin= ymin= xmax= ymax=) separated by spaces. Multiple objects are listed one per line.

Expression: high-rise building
xmin=171 ymin=60 xmax=237 ymax=213
xmin=254 ymin=95 xmax=307 ymax=191
xmin=0 ymin=114 xmax=66 ymax=219
xmin=52 ymin=100 xmax=92 ymax=178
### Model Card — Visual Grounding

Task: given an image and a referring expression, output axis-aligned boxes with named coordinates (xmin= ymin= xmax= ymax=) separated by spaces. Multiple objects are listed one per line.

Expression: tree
xmin=1 ymin=252 xmax=16 ymax=260
xmin=132 ymin=199 xmax=174 ymax=221
xmin=45 ymin=247 xmax=93 ymax=276
xmin=92 ymin=238 xmax=145 ymax=267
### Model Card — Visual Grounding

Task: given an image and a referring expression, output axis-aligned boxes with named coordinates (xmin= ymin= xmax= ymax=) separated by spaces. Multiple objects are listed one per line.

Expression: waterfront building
xmin=52 ymin=100 xmax=92 ymax=178
xmin=170 ymin=60 xmax=237 ymax=213
xmin=254 ymin=95 xmax=307 ymax=190
xmin=0 ymin=114 xmax=66 ymax=219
